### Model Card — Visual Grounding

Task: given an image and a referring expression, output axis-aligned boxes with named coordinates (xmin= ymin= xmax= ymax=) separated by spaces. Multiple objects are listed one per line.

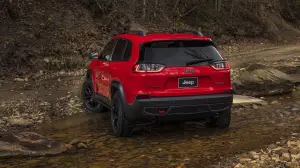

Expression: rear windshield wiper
xmin=186 ymin=59 xmax=213 ymax=66
xmin=184 ymin=50 xmax=206 ymax=60
xmin=184 ymin=50 xmax=213 ymax=65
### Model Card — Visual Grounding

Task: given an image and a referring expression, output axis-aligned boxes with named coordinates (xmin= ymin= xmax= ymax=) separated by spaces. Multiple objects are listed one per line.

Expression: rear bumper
xmin=125 ymin=94 xmax=233 ymax=123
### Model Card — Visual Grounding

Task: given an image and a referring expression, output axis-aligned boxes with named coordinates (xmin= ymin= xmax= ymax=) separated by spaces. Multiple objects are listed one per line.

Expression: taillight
xmin=133 ymin=64 xmax=165 ymax=73
xmin=211 ymin=61 xmax=230 ymax=70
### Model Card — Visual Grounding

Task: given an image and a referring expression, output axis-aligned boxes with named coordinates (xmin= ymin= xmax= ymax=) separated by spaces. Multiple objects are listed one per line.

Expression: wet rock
xmin=239 ymin=157 xmax=252 ymax=164
xmin=94 ymin=142 xmax=104 ymax=148
xmin=70 ymin=139 xmax=80 ymax=145
xmin=0 ymin=141 xmax=35 ymax=157
xmin=287 ymin=140 xmax=300 ymax=147
xmin=271 ymin=155 xmax=281 ymax=162
xmin=232 ymin=64 xmax=294 ymax=96
xmin=233 ymin=95 xmax=266 ymax=105
xmin=271 ymin=100 xmax=279 ymax=105
xmin=291 ymin=154 xmax=300 ymax=161
xmin=14 ymin=78 xmax=27 ymax=82
xmin=275 ymin=109 xmax=281 ymax=113
xmin=292 ymin=87 xmax=300 ymax=98
xmin=286 ymin=162 xmax=292 ymax=167
xmin=281 ymin=153 xmax=291 ymax=162
xmin=233 ymin=163 xmax=244 ymax=168
xmin=281 ymin=111 xmax=290 ymax=116
xmin=290 ymin=162 xmax=300 ymax=168
xmin=289 ymin=148 xmax=298 ymax=155
xmin=260 ymin=154 xmax=269 ymax=161
xmin=273 ymin=147 xmax=284 ymax=155
xmin=64 ymin=144 xmax=75 ymax=151
xmin=268 ymin=144 xmax=277 ymax=150
xmin=69 ymin=99 xmax=75 ymax=104
xmin=253 ymin=105 xmax=259 ymax=109
xmin=282 ymin=148 xmax=289 ymax=154
xmin=0 ymin=132 xmax=67 ymax=157
xmin=244 ymin=162 xmax=259 ymax=168
xmin=260 ymin=101 xmax=268 ymax=106
xmin=77 ymin=143 xmax=87 ymax=149
xmin=7 ymin=117 xmax=32 ymax=126
xmin=81 ymin=139 xmax=91 ymax=144
xmin=176 ymin=163 xmax=186 ymax=168
xmin=40 ymin=101 xmax=50 ymax=106
xmin=248 ymin=151 xmax=259 ymax=160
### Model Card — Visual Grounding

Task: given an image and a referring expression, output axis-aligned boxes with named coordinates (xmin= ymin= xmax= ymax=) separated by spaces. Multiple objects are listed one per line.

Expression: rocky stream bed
xmin=0 ymin=96 xmax=299 ymax=168
xmin=0 ymin=44 xmax=300 ymax=168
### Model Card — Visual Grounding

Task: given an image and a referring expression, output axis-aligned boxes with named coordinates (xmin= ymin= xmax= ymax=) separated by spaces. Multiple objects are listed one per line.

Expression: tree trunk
xmin=154 ymin=0 xmax=158 ymax=18
xmin=230 ymin=0 xmax=235 ymax=17
xmin=215 ymin=0 xmax=222 ymax=12
xmin=218 ymin=0 xmax=222 ymax=12
xmin=142 ymin=0 xmax=146 ymax=20
xmin=215 ymin=0 xmax=218 ymax=11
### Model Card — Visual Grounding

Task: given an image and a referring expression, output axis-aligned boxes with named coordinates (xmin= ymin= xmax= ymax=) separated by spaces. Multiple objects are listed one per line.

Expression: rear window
xmin=139 ymin=40 xmax=223 ymax=66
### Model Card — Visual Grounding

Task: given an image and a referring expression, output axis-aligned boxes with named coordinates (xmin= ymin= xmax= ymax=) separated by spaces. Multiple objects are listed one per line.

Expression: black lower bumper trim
xmin=125 ymin=94 xmax=233 ymax=122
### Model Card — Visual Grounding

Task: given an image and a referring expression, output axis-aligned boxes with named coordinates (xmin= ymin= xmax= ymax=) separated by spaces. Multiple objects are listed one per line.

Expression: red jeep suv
xmin=82 ymin=30 xmax=233 ymax=137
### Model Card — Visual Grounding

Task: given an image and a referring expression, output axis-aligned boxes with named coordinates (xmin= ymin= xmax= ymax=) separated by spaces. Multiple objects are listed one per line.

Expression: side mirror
xmin=89 ymin=52 xmax=99 ymax=60
xmin=104 ymin=55 xmax=112 ymax=61
xmin=89 ymin=47 xmax=102 ymax=60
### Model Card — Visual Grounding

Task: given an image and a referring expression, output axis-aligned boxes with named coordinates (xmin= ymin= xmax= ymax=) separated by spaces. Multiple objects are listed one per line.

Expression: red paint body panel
xmin=89 ymin=33 xmax=232 ymax=105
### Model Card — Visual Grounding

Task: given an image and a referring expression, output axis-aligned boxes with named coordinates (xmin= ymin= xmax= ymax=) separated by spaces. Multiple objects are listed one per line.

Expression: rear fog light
xmin=136 ymin=94 xmax=150 ymax=99
xmin=158 ymin=109 xmax=168 ymax=114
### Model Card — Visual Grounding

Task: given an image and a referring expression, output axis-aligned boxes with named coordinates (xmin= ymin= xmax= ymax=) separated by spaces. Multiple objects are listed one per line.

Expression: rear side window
xmin=112 ymin=39 xmax=133 ymax=61
xmin=139 ymin=40 xmax=223 ymax=66
xmin=100 ymin=39 xmax=117 ymax=61
xmin=123 ymin=41 xmax=132 ymax=61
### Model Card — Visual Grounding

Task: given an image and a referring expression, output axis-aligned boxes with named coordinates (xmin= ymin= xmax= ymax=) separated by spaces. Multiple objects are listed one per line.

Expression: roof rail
xmin=172 ymin=29 xmax=203 ymax=36
xmin=116 ymin=29 xmax=203 ymax=36
xmin=118 ymin=30 xmax=147 ymax=36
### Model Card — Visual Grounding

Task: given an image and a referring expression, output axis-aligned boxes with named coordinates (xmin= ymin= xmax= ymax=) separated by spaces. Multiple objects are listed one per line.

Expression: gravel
xmin=212 ymin=134 xmax=300 ymax=168
xmin=0 ymin=71 xmax=86 ymax=132
xmin=0 ymin=96 xmax=84 ymax=132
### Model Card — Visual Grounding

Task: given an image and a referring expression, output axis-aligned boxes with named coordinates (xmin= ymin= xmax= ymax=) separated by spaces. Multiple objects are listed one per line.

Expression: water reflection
xmin=2 ymin=101 xmax=300 ymax=168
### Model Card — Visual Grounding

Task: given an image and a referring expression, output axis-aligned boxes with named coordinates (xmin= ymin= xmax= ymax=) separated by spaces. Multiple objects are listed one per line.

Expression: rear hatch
xmin=134 ymin=40 xmax=231 ymax=97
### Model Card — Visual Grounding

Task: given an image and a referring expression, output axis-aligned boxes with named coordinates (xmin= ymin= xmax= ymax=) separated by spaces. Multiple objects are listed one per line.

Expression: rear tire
xmin=111 ymin=91 xmax=134 ymax=137
xmin=81 ymin=79 xmax=104 ymax=113
xmin=206 ymin=109 xmax=231 ymax=128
